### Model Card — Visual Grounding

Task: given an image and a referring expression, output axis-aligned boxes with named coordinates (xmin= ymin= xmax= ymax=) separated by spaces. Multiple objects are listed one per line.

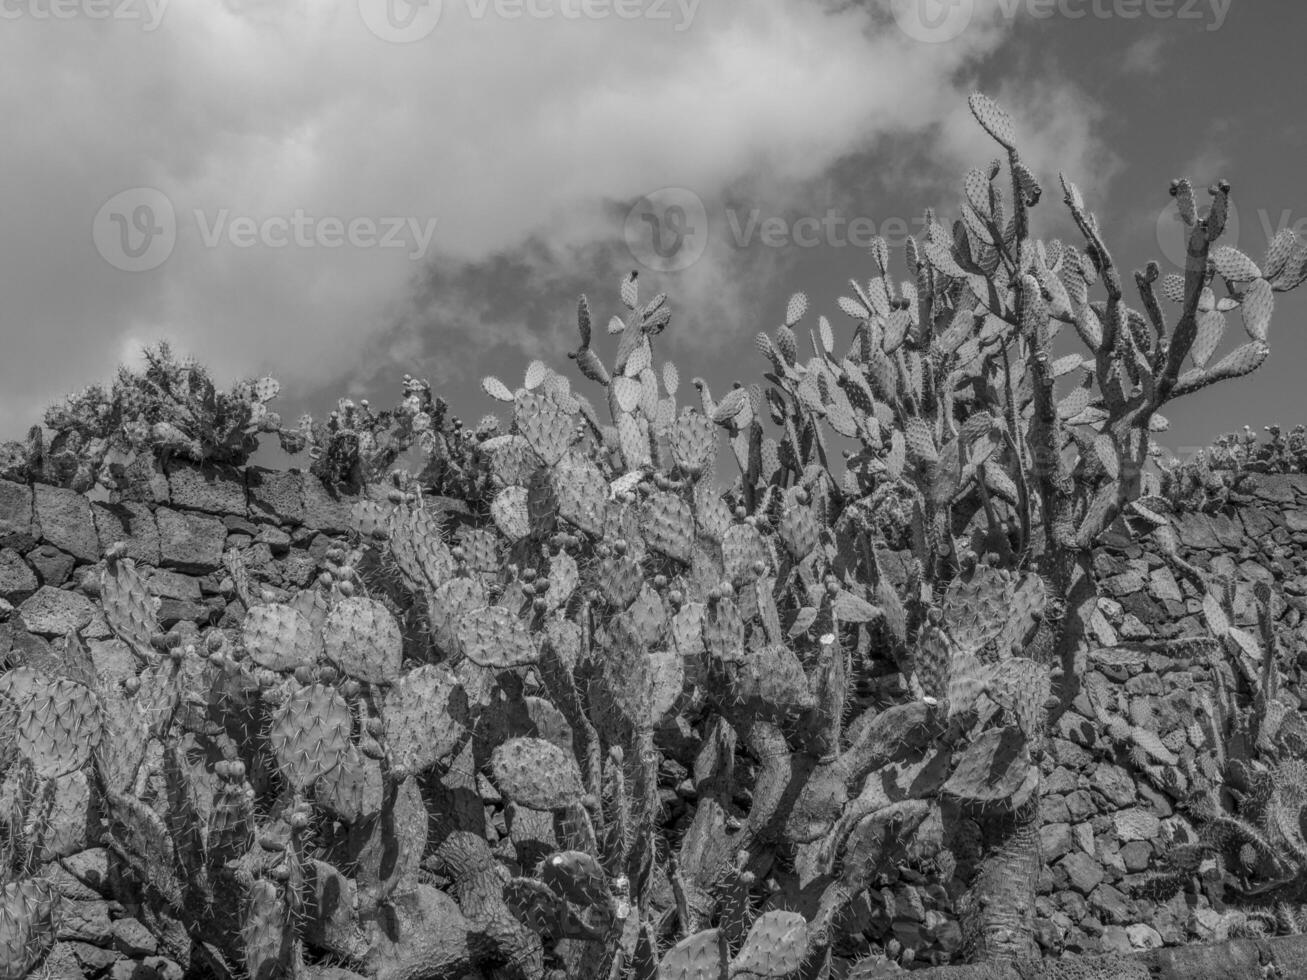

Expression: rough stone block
xmin=0 ymin=548 xmax=38 ymax=601
xmin=300 ymin=473 xmax=355 ymax=533
xmin=1240 ymin=473 xmax=1297 ymax=505
xmin=32 ymin=484 xmax=98 ymax=562
xmin=167 ymin=461 xmax=248 ymax=516
xmin=25 ymin=544 xmax=75 ymax=586
xmin=147 ymin=568 xmax=202 ymax=600
xmin=1059 ymin=851 xmax=1105 ymax=895
xmin=247 ymin=467 xmax=305 ymax=525
xmin=156 ymin=507 xmax=226 ymax=573
xmin=92 ymin=502 xmax=161 ymax=565
xmin=0 ymin=480 xmax=37 ymax=551
xmin=19 ymin=586 xmax=96 ymax=635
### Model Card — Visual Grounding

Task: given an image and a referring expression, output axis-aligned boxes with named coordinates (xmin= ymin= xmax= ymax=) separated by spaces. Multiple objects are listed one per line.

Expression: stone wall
xmin=0 ymin=460 xmax=1304 ymax=977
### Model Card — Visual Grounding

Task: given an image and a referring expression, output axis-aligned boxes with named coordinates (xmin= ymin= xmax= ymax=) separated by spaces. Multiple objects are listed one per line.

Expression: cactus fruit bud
xmin=337 ymin=580 xmax=355 ymax=598
xmin=614 ymin=539 xmax=628 ymax=557
xmin=123 ymin=676 xmax=140 ymax=695
xmin=288 ymin=811 xmax=310 ymax=831
xmin=318 ymin=572 xmax=333 ymax=588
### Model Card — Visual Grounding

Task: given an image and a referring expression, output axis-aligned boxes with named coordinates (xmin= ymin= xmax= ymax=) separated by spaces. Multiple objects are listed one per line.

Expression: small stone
xmin=24 ymin=544 xmax=75 ymax=586
xmin=18 ymin=586 xmax=95 ymax=635
xmin=1114 ymin=808 xmax=1161 ymax=842
xmin=257 ymin=525 xmax=292 ymax=553
xmin=1099 ymin=924 xmax=1132 ymax=955
xmin=1091 ymin=763 xmax=1137 ymax=809
xmin=1126 ymin=922 xmax=1164 ymax=950
xmin=147 ymin=569 xmax=203 ymax=601
xmin=57 ymin=898 xmax=113 ymax=944
xmin=0 ymin=548 xmax=38 ymax=601
xmin=1149 ymin=567 xmax=1182 ymax=603
xmin=1089 ymin=883 xmax=1132 ymax=924
xmin=111 ymin=916 xmax=158 ymax=957
xmin=1059 ymin=851 xmax=1104 ymax=895
xmin=1120 ymin=841 xmax=1153 ymax=873
xmin=1040 ymin=822 xmax=1073 ymax=861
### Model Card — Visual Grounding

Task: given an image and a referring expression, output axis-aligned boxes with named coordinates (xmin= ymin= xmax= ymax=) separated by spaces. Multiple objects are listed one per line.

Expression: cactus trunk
xmin=959 ymin=794 xmax=1042 ymax=963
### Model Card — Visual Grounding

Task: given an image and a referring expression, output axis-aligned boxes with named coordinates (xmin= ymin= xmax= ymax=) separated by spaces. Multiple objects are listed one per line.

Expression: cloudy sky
xmin=2 ymin=0 xmax=1304 ymax=463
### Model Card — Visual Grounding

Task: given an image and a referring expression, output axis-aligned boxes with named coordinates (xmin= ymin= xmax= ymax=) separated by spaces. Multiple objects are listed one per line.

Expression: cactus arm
xmin=1156 ymin=180 xmax=1232 ymax=406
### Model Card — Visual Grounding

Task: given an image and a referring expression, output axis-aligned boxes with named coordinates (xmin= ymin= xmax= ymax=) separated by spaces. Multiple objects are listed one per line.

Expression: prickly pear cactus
xmin=3 ymin=92 xmax=1303 ymax=980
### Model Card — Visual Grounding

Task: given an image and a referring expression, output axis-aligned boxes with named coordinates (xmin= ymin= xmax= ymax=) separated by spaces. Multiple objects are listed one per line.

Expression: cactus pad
xmin=382 ymin=664 xmax=469 ymax=772
xmin=0 ymin=878 xmax=61 ymax=980
xmin=491 ymin=737 xmax=586 ymax=811
xmin=516 ymin=390 xmax=573 ymax=465
xmin=10 ymin=675 xmax=102 ymax=778
xmin=731 ymin=910 xmax=808 ymax=978
xmin=322 ymin=597 xmax=403 ymax=684
xmin=643 ymin=491 xmax=695 ymax=564
xmin=942 ymin=725 xmax=1034 ymax=809
xmin=268 ymin=683 xmax=353 ymax=789
xmin=242 ymin=602 xmax=322 ymax=672
xmin=457 ymin=605 xmax=538 ymax=669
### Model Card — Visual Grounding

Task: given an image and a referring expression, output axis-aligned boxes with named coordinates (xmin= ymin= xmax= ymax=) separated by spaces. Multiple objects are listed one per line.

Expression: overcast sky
xmin=2 ymin=0 xmax=1303 ymax=463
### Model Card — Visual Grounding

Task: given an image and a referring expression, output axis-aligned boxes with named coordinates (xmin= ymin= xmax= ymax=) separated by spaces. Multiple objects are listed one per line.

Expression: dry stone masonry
xmin=0 ymin=455 xmax=1302 ymax=978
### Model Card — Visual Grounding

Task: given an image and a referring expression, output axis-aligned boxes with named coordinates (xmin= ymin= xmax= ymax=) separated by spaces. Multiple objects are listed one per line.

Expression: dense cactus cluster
xmin=3 ymin=93 xmax=1307 ymax=979
xmin=12 ymin=342 xmax=288 ymax=493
